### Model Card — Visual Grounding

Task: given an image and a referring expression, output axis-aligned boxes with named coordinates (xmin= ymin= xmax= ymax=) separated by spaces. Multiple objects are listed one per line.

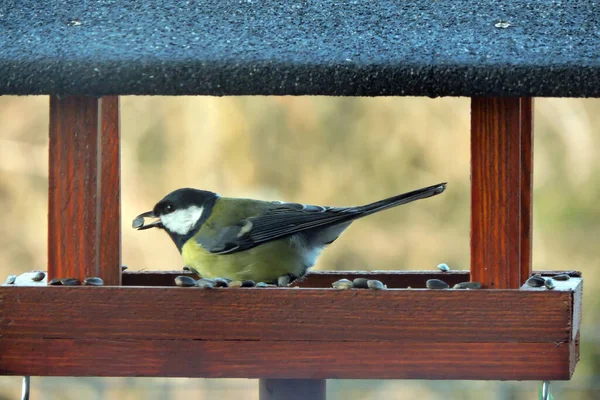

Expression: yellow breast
xmin=181 ymin=236 xmax=309 ymax=282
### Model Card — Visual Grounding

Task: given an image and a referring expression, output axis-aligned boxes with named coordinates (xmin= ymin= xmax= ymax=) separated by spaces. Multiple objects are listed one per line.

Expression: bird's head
xmin=133 ymin=188 xmax=217 ymax=239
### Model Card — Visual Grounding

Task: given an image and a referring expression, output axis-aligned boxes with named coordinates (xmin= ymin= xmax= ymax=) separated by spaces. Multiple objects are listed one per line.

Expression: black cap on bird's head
xmin=133 ymin=188 xmax=218 ymax=241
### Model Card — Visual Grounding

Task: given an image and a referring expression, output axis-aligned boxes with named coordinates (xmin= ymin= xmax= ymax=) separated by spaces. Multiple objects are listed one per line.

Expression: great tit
xmin=133 ymin=182 xmax=446 ymax=283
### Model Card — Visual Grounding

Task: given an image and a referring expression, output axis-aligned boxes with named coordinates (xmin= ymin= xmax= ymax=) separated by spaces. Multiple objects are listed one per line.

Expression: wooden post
xmin=48 ymin=96 xmax=121 ymax=285
xmin=520 ymin=99 xmax=534 ymax=282
xmin=471 ymin=98 xmax=533 ymax=288
xmin=260 ymin=379 xmax=326 ymax=400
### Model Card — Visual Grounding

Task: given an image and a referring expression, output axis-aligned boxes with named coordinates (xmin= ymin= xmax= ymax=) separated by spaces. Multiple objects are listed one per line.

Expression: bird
xmin=133 ymin=182 xmax=446 ymax=284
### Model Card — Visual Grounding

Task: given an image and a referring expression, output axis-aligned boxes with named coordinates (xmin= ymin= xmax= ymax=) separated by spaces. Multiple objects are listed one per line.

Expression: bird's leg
xmin=276 ymin=274 xmax=298 ymax=287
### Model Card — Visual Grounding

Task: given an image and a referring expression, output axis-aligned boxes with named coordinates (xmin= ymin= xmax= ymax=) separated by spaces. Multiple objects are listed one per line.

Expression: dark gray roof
xmin=1 ymin=1 xmax=599 ymax=97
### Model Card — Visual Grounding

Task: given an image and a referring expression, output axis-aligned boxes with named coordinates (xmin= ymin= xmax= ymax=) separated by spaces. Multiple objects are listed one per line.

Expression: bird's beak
xmin=132 ymin=211 xmax=163 ymax=230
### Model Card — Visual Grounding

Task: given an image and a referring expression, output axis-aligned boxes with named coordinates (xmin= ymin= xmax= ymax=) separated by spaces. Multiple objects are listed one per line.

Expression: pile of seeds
xmin=329 ymin=264 xmax=483 ymax=290
xmin=48 ymin=277 xmax=105 ymax=286
xmin=174 ymin=276 xmax=279 ymax=288
xmin=526 ymin=273 xmax=570 ymax=290
xmin=3 ymin=272 xmax=101 ymax=286
xmin=331 ymin=278 xmax=387 ymax=290
xmin=329 ymin=277 xmax=483 ymax=290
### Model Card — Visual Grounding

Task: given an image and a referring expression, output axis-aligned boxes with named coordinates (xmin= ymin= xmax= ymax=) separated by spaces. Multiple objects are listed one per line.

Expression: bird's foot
xmin=276 ymin=274 xmax=298 ymax=287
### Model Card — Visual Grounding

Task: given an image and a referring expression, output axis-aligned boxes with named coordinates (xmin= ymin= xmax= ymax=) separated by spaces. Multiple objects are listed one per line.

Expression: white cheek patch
xmin=160 ymin=206 xmax=204 ymax=235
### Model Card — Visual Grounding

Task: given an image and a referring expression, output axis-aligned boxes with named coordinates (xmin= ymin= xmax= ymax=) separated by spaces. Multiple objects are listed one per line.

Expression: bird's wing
xmin=197 ymin=201 xmax=359 ymax=254
xmin=196 ymin=182 xmax=447 ymax=254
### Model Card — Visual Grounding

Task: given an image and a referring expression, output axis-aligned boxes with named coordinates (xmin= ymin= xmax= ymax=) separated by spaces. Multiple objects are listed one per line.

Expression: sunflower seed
xmin=229 ymin=280 xmax=243 ymax=288
xmin=426 ymin=279 xmax=449 ymax=289
xmin=213 ymin=278 xmax=229 ymax=287
xmin=121 ymin=265 xmax=128 ymax=271
xmin=332 ymin=279 xmax=353 ymax=290
xmin=174 ymin=275 xmax=197 ymax=287
xmin=48 ymin=278 xmax=62 ymax=285
xmin=256 ymin=282 xmax=269 ymax=288
xmin=526 ymin=276 xmax=545 ymax=287
xmin=241 ymin=280 xmax=256 ymax=288
xmin=61 ymin=278 xmax=81 ymax=286
xmin=544 ymin=278 xmax=556 ymax=290
xmin=83 ymin=277 xmax=104 ymax=286
xmin=31 ymin=271 xmax=46 ymax=282
xmin=454 ymin=281 xmax=481 ymax=289
xmin=367 ymin=280 xmax=386 ymax=290
xmin=183 ymin=266 xmax=191 ymax=271
xmin=132 ymin=216 xmax=144 ymax=229
xmin=352 ymin=278 xmax=369 ymax=289
xmin=553 ymin=274 xmax=570 ymax=281
xmin=437 ymin=263 xmax=450 ymax=272
xmin=5 ymin=275 xmax=16 ymax=285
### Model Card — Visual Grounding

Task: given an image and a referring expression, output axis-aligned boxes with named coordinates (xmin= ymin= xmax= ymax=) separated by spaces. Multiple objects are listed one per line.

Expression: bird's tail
xmin=356 ymin=182 xmax=447 ymax=217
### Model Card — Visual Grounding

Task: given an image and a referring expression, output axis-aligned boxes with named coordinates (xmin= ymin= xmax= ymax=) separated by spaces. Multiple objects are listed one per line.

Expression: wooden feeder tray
xmin=1 ymin=2 xmax=596 ymax=397
xmin=0 ymin=269 xmax=581 ymax=381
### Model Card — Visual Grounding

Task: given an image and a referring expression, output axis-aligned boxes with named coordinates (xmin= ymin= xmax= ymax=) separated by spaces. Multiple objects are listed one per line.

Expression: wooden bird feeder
xmin=1 ymin=1 xmax=594 ymax=398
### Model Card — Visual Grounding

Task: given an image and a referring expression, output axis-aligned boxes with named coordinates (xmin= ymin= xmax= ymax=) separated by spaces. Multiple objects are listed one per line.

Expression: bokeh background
xmin=0 ymin=96 xmax=598 ymax=399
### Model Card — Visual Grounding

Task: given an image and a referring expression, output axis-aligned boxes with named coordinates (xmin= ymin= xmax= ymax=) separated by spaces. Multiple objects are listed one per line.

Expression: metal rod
xmin=21 ymin=376 xmax=30 ymax=400
xmin=542 ymin=381 xmax=550 ymax=400
xmin=259 ymin=379 xmax=326 ymax=400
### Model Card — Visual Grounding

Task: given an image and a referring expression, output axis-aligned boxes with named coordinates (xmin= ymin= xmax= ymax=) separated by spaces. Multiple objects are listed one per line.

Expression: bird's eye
xmin=163 ymin=203 xmax=175 ymax=214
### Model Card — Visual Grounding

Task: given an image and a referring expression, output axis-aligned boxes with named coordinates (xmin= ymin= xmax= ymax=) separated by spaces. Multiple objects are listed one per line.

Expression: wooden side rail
xmin=0 ymin=276 xmax=582 ymax=380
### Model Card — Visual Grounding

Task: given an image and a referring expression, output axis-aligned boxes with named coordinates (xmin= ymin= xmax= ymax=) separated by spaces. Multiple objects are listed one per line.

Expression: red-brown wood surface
xmin=0 ymin=283 xmax=579 ymax=343
xmin=122 ymin=270 xmax=199 ymax=286
xmin=471 ymin=98 xmax=527 ymax=289
xmin=48 ymin=96 xmax=121 ymax=285
xmin=0 ymin=281 xmax=581 ymax=379
xmin=0 ymin=338 xmax=576 ymax=380
xmin=520 ymin=98 xmax=534 ymax=281
xmin=99 ymin=96 xmax=122 ymax=285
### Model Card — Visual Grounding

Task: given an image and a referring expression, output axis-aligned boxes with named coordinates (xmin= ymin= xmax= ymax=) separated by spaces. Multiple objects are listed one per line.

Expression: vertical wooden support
xmin=99 ymin=97 xmax=122 ymax=283
xmin=48 ymin=96 xmax=121 ymax=285
xmin=471 ymin=98 xmax=533 ymax=289
xmin=520 ymin=99 xmax=534 ymax=281
xmin=259 ymin=379 xmax=326 ymax=400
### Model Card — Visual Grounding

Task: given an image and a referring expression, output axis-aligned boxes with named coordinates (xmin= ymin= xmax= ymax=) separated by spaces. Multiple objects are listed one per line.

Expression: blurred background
xmin=0 ymin=96 xmax=598 ymax=399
